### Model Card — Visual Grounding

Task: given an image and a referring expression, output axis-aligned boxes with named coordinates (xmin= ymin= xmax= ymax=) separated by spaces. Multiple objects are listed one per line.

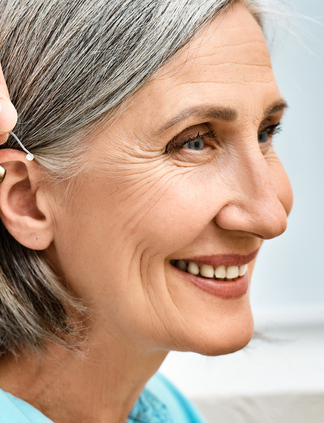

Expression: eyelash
xmin=165 ymin=130 xmax=217 ymax=153
xmin=180 ymin=130 xmax=216 ymax=148
xmin=261 ymin=122 xmax=282 ymax=140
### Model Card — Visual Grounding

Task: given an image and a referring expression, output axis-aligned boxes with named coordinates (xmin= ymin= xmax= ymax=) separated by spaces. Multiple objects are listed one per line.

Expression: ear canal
xmin=0 ymin=165 xmax=6 ymax=183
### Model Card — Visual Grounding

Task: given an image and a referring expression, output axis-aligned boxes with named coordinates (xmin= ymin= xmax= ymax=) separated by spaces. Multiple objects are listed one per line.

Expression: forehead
xmin=118 ymin=3 xmax=280 ymax=134
xmin=156 ymin=3 xmax=271 ymax=84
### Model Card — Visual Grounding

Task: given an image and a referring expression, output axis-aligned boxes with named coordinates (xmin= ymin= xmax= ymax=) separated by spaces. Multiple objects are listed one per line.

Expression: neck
xmin=0 ymin=327 xmax=167 ymax=423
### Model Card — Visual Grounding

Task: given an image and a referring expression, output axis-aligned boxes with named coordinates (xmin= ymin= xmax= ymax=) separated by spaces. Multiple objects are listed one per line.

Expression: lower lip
xmin=173 ymin=266 xmax=249 ymax=299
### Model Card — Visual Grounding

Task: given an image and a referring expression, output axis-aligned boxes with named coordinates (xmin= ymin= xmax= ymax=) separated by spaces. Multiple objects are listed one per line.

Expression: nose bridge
xmin=216 ymin=146 xmax=288 ymax=239
xmin=242 ymin=148 xmax=275 ymax=202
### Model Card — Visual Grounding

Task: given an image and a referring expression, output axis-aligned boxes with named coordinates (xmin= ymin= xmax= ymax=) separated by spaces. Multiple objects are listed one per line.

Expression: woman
xmin=0 ymin=0 xmax=293 ymax=422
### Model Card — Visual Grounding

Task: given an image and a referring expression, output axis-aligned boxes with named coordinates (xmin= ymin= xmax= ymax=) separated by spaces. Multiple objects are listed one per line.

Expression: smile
xmin=171 ymin=260 xmax=248 ymax=281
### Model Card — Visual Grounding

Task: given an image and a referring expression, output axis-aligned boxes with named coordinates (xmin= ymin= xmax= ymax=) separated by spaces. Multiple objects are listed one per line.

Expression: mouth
xmin=170 ymin=260 xmax=248 ymax=281
xmin=169 ymin=249 xmax=259 ymax=298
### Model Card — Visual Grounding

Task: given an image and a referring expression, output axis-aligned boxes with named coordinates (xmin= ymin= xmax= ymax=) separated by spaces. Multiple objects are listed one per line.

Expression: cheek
xmin=122 ymin=167 xmax=226 ymax=254
xmin=55 ymin=166 xmax=223 ymax=266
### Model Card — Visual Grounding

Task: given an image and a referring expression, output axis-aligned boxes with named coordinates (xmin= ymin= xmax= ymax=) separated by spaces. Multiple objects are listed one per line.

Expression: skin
xmin=0 ymin=63 xmax=17 ymax=143
xmin=0 ymin=3 xmax=293 ymax=423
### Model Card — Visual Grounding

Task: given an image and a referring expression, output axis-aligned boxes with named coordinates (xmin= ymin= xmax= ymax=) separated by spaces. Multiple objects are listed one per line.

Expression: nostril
xmin=255 ymin=205 xmax=288 ymax=240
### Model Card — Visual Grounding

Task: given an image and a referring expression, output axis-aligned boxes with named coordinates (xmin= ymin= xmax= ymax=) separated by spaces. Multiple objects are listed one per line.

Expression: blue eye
xmin=165 ymin=129 xmax=217 ymax=154
xmin=185 ymin=138 xmax=205 ymax=150
xmin=258 ymin=123 xmax=282 ymax=144
xmin=258 ymin=130 xmax=269 ymax=143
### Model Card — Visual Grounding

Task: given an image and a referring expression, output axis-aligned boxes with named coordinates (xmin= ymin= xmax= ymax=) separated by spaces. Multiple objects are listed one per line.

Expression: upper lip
xmin=174 ymin=248 xmax=260 ymax=267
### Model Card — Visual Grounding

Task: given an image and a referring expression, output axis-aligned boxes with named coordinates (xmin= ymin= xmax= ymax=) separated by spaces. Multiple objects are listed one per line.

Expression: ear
xmin=0 ymin=149 xmax=54 ymax=250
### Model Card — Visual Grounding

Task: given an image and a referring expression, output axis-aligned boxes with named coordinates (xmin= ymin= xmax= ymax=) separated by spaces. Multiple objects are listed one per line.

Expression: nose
xmin=214 ymin=147 xmax=290 ymax=240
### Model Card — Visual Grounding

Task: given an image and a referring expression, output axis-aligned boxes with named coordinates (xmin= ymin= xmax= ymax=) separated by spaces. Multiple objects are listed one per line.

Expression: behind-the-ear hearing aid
xmin=9 ymin=132 xmax=34 ymax=161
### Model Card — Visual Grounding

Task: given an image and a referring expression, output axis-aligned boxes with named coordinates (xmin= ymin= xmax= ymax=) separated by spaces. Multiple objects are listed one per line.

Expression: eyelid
xmin=262 ymin=121 xmax=282 ymax=135
xmin=180 ymin=130 xmax=216 ymax=148
xmin=261 ymin=120 xmax=281 ymax=129
xmin=258 ymin=122 xmax=282 ymax=148
xmin=259 ymin=110 xmax=283 ymax=129
xmin=164 ymin=124 xmax=211 ymax=153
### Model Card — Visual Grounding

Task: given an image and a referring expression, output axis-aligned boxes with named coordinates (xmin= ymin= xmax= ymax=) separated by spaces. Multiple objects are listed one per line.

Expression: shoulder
xmin=0 ymin=388 xmax=53 ymax=423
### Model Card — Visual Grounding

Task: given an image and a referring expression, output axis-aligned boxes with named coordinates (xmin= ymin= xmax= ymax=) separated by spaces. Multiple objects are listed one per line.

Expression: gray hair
xmin=0 ymin=0 xmax=264 ymax=356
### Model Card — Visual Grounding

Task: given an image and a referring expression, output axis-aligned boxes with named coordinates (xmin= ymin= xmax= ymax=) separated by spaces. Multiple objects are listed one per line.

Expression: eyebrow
xmin=264 ymin=99 xmax=288 ymax=118
xmin=155 ymin=106 xmax=237 ymax=135
xmin=155 ymin=99 xmax=288 ymax=136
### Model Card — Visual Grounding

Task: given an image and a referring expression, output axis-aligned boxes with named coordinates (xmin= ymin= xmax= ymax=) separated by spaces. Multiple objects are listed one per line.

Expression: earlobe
xmin=0 ymin=149 xmax=54 ymax=250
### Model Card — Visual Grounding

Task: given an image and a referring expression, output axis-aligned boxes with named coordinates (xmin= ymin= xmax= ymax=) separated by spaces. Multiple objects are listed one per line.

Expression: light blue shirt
xmin=0 ymin=373 xmax=206 ymax=422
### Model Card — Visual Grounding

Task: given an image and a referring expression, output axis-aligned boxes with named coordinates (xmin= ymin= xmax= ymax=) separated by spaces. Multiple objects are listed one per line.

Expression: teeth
xmin=176 ymin=260 xmax=187 ymax=272
xmin=226 ymin=266 xmax=239 ymax=280
xmin=215 ymin=265 xmax=226 ymax=279
xmin=187 ymin=261 xmax=199 ymax=275
xmin=200 ymin=264 xmax=214 ymax=279
xmin=172 ymin=260 xmax=249 ymax=281
xmin=239 ymin=264 xmax=248 ymax=276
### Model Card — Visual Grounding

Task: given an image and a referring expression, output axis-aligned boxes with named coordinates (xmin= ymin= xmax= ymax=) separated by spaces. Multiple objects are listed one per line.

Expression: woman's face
xmin=50 ymin=3 xmax=293 ymax=355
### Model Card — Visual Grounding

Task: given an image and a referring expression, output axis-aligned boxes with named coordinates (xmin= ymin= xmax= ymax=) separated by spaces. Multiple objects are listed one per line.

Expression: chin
xmin=172 ymin=305 xmax=254 ymax=357
xmin=202 ymin=324 xmax=254 ymax=357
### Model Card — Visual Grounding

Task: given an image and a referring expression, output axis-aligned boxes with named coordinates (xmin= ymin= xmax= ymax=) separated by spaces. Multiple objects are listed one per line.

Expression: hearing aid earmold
xmin=0 ymin=165 xmax=6 ymax=183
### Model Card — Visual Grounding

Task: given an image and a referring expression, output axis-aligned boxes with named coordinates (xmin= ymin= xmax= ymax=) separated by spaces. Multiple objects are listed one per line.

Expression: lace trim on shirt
xmin=127 ymin=387 xmax=172 ymax=423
